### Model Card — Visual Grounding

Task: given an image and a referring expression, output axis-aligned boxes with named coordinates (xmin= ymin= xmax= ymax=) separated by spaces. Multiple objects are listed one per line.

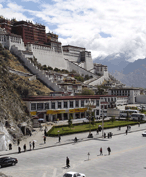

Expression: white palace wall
xmin=11 ymin=45 xmax=62 ymax=92
xmin=26 ymin=44 xmax=68 ymax=70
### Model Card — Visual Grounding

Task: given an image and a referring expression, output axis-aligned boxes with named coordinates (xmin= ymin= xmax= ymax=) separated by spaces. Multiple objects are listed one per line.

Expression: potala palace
xmin=0 ymin=16 xmax=109 ymax=87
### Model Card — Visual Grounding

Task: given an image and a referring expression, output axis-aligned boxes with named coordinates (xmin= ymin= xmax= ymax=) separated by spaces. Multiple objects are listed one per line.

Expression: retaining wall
xmin=11 ymin=45 xmax=62 ymax=92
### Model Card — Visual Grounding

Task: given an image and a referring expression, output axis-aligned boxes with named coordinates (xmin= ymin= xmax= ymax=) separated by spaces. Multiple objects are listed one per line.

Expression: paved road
xmin=1 ymin=130 xmax=146 ymax=177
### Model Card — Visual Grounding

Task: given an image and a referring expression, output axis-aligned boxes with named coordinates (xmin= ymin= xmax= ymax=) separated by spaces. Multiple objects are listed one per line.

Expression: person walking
xmin=107 ymin=147 xmax=111 ymax=155
xmin=125 ymin=129 xmax=128 ymax=135
xmin=44 ymin=136 xmax=46 ymax=144
xmin=100 ymin=147 xmax=103 ymax=155
xmin=32 ymin=141 xmax=35 ymax=149
xmin=9 ymin=143 xmax=12 ymax=150
xmin=18 ymin=146 xmax=21 ymax=153
xmin=59 ymin=135 xmax=61 ymax=143
xmin=23 ymin=144 xmax=26 ymax=152
xmin=29 ymin=141 xmax=32 ymax=150
xmin=66 ymin=157 xmax=70 ymax=167
xmin=17 ymin=139 xmax=20 ymax=146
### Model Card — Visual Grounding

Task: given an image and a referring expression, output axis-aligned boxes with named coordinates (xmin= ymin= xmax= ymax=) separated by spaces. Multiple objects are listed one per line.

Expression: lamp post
xmin=86 ymin=99 xmax=94 ymax=138
xmin=101 ymin=107 xmax=104 ymax=138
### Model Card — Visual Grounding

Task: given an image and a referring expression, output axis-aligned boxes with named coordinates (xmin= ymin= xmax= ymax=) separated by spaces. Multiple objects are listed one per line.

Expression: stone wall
xmin=66 ymin=59 xmax=95 ymax=77
xmin=26 ymin=43 xmax=68 ymax=70
xmin=11 ymin=45 xmax=62 ymax=92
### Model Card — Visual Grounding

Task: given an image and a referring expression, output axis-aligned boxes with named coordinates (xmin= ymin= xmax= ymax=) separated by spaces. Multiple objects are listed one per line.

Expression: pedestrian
xmin=66 ymin=156 xmax=70 ymax=167
xmin=17 ymin=139 xmax=20 ymax=146
xmin=44 ymin=136 xmax=46 ymax=144
xmin=107 ymin=147 xmax=111 ymax=155
xmin=29 ymin=141 xmax=32 ymax=150
xmin=125 ymin=129 xmax=128 ymax=135
xmin=59 ymin=135 xmax=61 ymax=142
xmin=104 ymin=133 xmax=106 ymax=138
xmin=9 ymin=143 xmax=12 ymax=150
xmin=23 ymin=144 xmax=26 ymax=152
xmin=18 ymin=146 xmax=21 ymax=153
xmin=32 ymin=141 xmax=35 ymax=149
xmin=110 ymin=132 xmax=113 ymax=138
xmin=96 ymin=129 xmax=99 ymax=134
xmin=100 ymin=147 xmax=103 ymax=155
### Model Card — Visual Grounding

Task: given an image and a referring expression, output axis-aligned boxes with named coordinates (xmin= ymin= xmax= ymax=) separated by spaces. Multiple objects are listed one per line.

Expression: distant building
xmin=108 ymin=87 xmax=140 ymax=104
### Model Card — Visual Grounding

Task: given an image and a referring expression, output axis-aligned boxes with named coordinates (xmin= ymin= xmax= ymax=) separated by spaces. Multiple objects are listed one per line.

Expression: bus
xmin=120 ymin=109 xmax=139 ymax=118
xmin=131 ymin=113 xmax=145 ymax=121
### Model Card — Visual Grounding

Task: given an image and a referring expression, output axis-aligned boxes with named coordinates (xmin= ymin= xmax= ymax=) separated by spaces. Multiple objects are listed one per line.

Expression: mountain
xmin=93 ymin=53 xmax=130 ymax=72
xmin=123 ymin=58 xmax=146 ymax=74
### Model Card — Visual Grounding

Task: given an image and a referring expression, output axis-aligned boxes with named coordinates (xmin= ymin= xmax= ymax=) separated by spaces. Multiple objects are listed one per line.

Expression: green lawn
xmin=48 ymin=121 xmax=138 ymax=136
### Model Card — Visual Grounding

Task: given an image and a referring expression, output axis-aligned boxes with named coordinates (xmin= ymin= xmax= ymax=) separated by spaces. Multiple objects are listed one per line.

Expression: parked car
xmin=142 ymin=131 xmax=146 ymax=137
xmin=0 ymin=157 xmax=18 ymax=168
xmin=63 ymin=171 xmax=86 ymax=177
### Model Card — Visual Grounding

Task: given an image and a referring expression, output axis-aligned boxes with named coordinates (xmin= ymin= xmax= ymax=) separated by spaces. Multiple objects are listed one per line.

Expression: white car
xmin=142 ymin=131 xmax=146 ymax=137
xmin=63 ymin=171 xmax=86 ymax=177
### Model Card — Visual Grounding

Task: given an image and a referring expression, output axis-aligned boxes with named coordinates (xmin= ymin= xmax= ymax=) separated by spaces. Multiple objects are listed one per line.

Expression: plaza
xmin=1 ymin=124 xmax=146 ymax=177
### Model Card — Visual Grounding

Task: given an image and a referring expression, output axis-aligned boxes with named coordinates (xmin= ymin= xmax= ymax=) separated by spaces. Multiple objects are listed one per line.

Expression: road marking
xmin=52 ymin=168 xmax=57 ymax=177
xmin=42 ymin=171 xmax=47 ymax=177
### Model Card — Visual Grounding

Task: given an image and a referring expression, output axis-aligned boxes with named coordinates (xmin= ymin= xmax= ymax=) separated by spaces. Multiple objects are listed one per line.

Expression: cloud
xmin=1 ymin=0 xmax=146 ymax=62
xmin=21 ymin=0 xmax=40 ymax=3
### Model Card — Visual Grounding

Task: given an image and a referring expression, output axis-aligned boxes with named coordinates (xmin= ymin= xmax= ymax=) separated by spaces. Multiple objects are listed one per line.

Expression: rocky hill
xmin=0 ymin=44 xmax=52 ymax=143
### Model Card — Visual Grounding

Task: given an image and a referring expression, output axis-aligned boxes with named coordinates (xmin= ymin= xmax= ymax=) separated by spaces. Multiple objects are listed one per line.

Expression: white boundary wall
xmin=11 ymin=45 xmax=62 ymax=92
xmin=26 ymin=44 xmax=68 ymax=70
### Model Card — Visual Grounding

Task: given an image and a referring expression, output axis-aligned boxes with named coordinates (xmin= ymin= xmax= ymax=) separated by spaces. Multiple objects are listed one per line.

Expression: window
xmin=31 ymin=103 xmax=36 ymax=110
xmin=37 ymin=103 xmax=43 ymax=110
xmin=51 ymin=102 xmax=55 ymax=109
xmin=96 ymin=100 xmax=99 ymax=106
xmin=64 ymin=101 xmax=68 ymax=108
xmin=81 ymin=100 xmax=84 ymax=107
xmin=45 ymin=103 xmax=49 ymax=109
xmin=96 ymin=110 xmax=99 ymax=115
xmin=70 ymin=101 xmax=74 ymax=108
xmin=58 ymin=102 xmax=62 ymax=109
xmin=75 ymin=100 xmax=79 ymax=107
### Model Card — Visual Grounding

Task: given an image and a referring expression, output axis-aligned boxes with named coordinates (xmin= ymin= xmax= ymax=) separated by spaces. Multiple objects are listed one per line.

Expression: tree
xmin=68 ymin=115 xmax=73 ymax=129
xmin=110 ymin=116 xmax=115 ymax=124
xmin=81 ymin=88 xmax=94 ymax=95
xmin=126 ymin=112 xmax=130 ymax=122
xmin=96 ymin=86 xmax=105 ymax=95
xmin=91 ymin=112 xmax=96 ymax=125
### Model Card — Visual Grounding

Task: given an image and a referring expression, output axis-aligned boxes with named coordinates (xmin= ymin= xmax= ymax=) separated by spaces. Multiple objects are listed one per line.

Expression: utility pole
xmin=102 ymin=107 xmax=104 ymax=138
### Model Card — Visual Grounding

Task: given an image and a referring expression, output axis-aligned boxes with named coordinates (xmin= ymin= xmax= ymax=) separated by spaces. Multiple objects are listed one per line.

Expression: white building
xmin=108 ymin=87 xmax=140 ymax=104
xmin=23 ymin=95 xmax=117 ymax=122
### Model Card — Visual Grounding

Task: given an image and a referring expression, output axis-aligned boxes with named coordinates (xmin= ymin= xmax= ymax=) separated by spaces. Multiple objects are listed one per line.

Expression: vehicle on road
xmin=63 ymin=171 xmax=86 ymax=177
xmin=142 ymin=131 xmax=146 ymax=137
xmin=131 ymin=113 xmax=145 ymax=121
xmin=120 ymin=109 xmax=139 ymax=118
xmin=0 ymin=157 xmax=18 ymax=168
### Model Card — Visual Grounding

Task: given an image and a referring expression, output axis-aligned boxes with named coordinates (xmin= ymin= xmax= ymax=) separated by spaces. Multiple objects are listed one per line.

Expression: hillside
xmin=0 ymin=44 xmax=52 ymax=142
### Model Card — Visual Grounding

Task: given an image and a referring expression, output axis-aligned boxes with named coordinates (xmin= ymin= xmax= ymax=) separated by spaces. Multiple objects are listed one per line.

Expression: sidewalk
xmin=0 ymin=123 xmax=146 ymax=156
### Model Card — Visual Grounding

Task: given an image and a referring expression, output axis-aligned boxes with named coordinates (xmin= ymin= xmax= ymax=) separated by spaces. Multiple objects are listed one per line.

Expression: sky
xmin=0 ymin=0 xmax=146 ymax=62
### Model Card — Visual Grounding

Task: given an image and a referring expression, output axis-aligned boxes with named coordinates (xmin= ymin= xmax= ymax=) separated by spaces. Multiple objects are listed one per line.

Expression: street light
xmin=86 ymin=99 xmax=94 ymax=138
xmin=101 ymin=107 xmax=104 ymax=138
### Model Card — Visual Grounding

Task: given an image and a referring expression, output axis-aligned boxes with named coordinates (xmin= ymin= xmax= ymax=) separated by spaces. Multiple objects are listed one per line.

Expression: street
xmin=1 ymin=130 xmax=146 ymax=177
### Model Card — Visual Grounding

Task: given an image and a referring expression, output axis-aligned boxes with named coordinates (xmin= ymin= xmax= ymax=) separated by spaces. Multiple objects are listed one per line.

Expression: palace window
xmin=81 ymin=100 xmax=84 ymax=107
xmin=51 ymin=102 xmax=55 ymax=109
xmin=75 ymin=100 xmax=79 ymax=107
xmin=64 ymin=101 xmax=68 ymax=108
xmin=31 ymin=103 xmax=36 ymax=110
xmin=37 ymin=103 xmax=43 ymax=110
xmin=45 ymin=103 xmax=49 ymax=109
xmin=58 ymin=102 xmax=62 ymax=109
xmin=70 ymin=101 xmax=74 ymax=108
